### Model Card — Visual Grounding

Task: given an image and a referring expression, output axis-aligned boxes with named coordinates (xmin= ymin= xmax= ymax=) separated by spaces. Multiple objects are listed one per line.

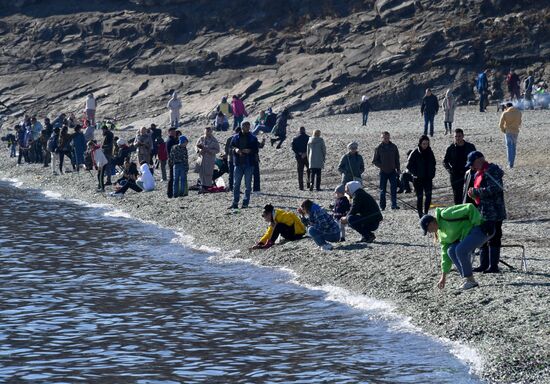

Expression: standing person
xmin=291 ymin=126 xmax=310 ymax=190
xmin=71 ymin=125 xmax=86 ymax=172
xmin=249 ymin=204 xmax=306 ymax=250
xmin=165 ymin=128 xmax=178 ymax=198
xmin=307 ymin=129 xmax=326 ymax=191
xmin=340 ymin=181 xmax=382 ymax=243
xmin=83 ymin=120 xmax=95 ymax=142
xmin=47 ymin=127 xmax=60 ymax=174
xmin=101 ymin=125 xmax=114 ymax=186
xmin=499 ymin=102 xmax=522 ymax=168
xmin=135 ymin=127 xmax=152 ymax=165
xmin=407 ymin=135 xmax=436 ymax=218
xmin=57 ymin=125 xmax=73 ymax=174
xmin=195 ymin=126 xmax=220 ymax=191
xmin=156 ymin=137 xmax=168 ymax=181
xmin=224 ymin=127 xmax=240 ymax=192
xmin=420 ymin=203 xmax=488 ymax=290
xmin=372 ymin=131 xmax=400 ymax=210
xmin=421 ymin=88 xmax=439 ymax=137
xmin=360 ymin=95 xmax=371 ymax=126
xmin=16 ymin=124 xmax=30 ymax=165
xmin=466 ymin=151 xmax=506 ymax=273
xmin=231 ymin=95 xmax=247 ymax=128
xmin=443 ymin=129 xmax=477 ymax=204
xmin=337 ymin=142 xmax=365 ymax=184
xmin=270 ymin=108 xmax=289 ymax=149
xmin=442 ymin=89 xmax=456 ymax=134
xmin=524 ymin=71 xmax=535 ymax=109
xmin=167 ymin=92 xmax=182 ymax=128
xmin=229 ymin=121 xmax=259 ymax=209
xmin=298 ymin=199 xmax=341 ymax=251
xmin=252 ymin=134 xmax=265 ymax=192
xmin=170 ymin=135 xmax=189 ymax=198
xmin=217 ymin=96 xmax=232 ymax=119
xmin=30 ymin=116 xmax=43 ymax=163
xmin=88 ymin=140 xmax=109 ymax=192
xmin=38 ymin=129 xmax=49 ymax=168
xmin=332 ymin=184 xmax=351 ymax=242
xmin=506 ymin=70 xmax=521 ymax=101
xmin=85 ymin=93 xmax=96 ymax=126
xmin=476 ymin=70 xmax=489 ymax=112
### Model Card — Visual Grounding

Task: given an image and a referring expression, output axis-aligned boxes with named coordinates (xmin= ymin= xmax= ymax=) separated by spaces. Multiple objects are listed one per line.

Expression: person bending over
xmin=250 ymin=204 xmax=306 ymax=250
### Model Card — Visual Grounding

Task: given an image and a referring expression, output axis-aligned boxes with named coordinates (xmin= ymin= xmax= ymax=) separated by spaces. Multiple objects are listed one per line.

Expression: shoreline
xmin=1 ymin=106 xmax=549 ymax=383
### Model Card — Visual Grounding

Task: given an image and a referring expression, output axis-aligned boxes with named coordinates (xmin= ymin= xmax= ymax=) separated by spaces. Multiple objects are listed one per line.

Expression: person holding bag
xmin=338 ymin=141 xmax=364 ymax=184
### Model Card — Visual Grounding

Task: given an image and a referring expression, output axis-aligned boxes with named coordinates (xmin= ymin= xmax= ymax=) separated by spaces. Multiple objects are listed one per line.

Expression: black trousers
xmin=296 ymin=156 xmax=310 ymax=190
xmin=348 ymin=215 xmax=380 ymax=238
xmin=59 ymin=150 xmax=72 ymax=172
xmin=97 ymin=165 xmax=107 ymax=190
xmin=118 ymin=179 xmax=143 ymax=194
xmin=413 ymin=178 xmax=433 ymax=218
xmin=310 ymin=168 xmax=321 ymax=191
xmin=270 ymin=223 xmax=303 ymax=243
xmin=167 ymin=163 xmax=174 ymax=198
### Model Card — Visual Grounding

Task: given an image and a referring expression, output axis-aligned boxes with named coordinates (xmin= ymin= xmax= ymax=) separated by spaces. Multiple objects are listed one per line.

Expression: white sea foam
xmin=42 ymin=190 xmax=63 ymax=199
xmin=446 ymin=338 xmax=485 ymax=375
xmin=103 ymin=209 xmax=133 ymax=219
xmin=1 ymin=177 xmax=23 ymax=188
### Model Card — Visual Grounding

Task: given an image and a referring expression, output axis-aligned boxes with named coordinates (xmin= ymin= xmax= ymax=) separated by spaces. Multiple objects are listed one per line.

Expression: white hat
xmin=345 ymin=181 xmax=362 ymax=195
xmin=117 ymin=138 xmax=127 ymax=146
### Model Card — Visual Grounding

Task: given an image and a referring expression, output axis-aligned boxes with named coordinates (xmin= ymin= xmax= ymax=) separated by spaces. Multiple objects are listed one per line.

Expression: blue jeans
xmin=423 ymin=113 xmax=435 ymax=136
xmin=10 ymin=144 xmax=16 ymax=157
xmin=233 ymin=165 xmax=253 ymax=206
xmin=233 ymin=116 xmax=244 ymax=129
xmin=505 ymin=133 xmax=518 ymax=168
xmin=447 ymin=226 xmax=489 ymax=278
xmin=362 ymin=112 xmax=369 ymax=126
xmin=173 ymin=164 xmax=187 ymax=197
xmin=308 ymin=226 xmax=340 ymax=246
xmin=379 ymin=171 xmax=398 ymax=209
xmin=252 ymin=125 xmax=271 ymax=136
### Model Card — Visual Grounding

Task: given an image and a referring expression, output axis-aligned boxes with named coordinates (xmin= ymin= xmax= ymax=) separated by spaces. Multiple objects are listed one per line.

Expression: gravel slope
xmin=1 ymin=106 xmax=549 ymax=383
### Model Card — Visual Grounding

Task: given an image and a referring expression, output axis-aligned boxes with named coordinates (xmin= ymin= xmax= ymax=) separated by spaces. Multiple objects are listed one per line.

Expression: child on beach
xmin=332 ymin=184 xmax=351 ymax=242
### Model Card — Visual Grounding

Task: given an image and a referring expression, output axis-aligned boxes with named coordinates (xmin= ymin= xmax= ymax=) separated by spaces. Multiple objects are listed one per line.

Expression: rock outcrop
xmin=0 ymin=0 xmax=548 ymax=123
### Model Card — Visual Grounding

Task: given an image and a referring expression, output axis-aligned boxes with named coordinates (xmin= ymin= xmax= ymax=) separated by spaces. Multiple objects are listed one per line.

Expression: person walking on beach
xmin=524 ymin=71 xmax=535 ymax=109
xmin=360 ymin=95 xmax=371 ymax=126
xmin=85 ymin=93 xmax=96 ymax=126
xmin=442 ymin=89 xmax=456 ymax=134
xmin=250 ymin=204 xmax=306 ymax=250
xmin=372 ymin=131 xmax=400 ymax=210
xmin=298 ymin=199 xmax=340 ymax=251
xmin=231 ymin=95 xmax=247 ymax=128
xmin=307 ymin=129 xmax=326 ymax=191
xmin=421 ymin=88 xmax=439 ymax=137
xmin=407 ymin=135 xmax=436 ymax=218
xmin=420 ymin=203 xmax=488 ymax=290
xmin=170 ymin=135 xmax=189 ymax=198
xmin=167 ymin=92 xmax=182 ymax=128
xmin=291 ymin=126 xmax=310 ymax=190
xmin=466 ymin=151 xmax=507 ymax=274
xmin=270 ymin=108 xmax=289 ymax=149
xmin=340 ymin=181 xmax=382 ymax=243
xmin=443 ymin=129 xmax=476 ymax=205
xmin=499 ymin=102 xmax=522 ymax=168
xmin=338 ymin=142 xmax=365 ymax=184
xmin=229 ymin=121 xmax=258 ymax=209
xmin=195 ymin=126 xmax=220 ymax=191
xmin=476 ymin=70 xmax=489 ymax=112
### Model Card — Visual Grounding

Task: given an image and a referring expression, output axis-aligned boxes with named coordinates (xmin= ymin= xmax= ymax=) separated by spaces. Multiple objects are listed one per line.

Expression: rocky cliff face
xmin=0 ymin=0 xmax=548 ymax=123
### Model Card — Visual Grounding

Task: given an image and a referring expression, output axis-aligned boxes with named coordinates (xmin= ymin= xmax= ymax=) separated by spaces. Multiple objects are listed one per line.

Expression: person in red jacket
xmin=231 ymin=95 xmax=248 ymax=129
xmin=156 ymin=137 xmax=168 ymax=181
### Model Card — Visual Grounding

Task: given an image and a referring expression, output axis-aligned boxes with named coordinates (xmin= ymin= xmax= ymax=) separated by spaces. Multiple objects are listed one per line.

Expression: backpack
xmin=47 ymin=135 xmax=58 ymax=153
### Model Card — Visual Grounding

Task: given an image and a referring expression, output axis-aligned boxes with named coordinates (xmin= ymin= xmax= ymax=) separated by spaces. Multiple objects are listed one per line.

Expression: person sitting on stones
xmin=111 ymin=161 xmax=143 ymax=197
xmin=250 ymin=204 xmax=306 ymax=250
xmin=137 ymin=160 xmax=155 ymax=192
xmin=340 ymin=181 xmax=382 ymax=243
xmin=213 ymin=111 xmax=229 ymax=132
xmin=298 ymin=199 xmax=340 ymax=251
xmin=252 ymin=110 xmax=270 ymax=135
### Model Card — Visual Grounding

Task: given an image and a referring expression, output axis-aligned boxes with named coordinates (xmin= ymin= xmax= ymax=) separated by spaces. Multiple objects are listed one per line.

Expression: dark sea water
xmin=0 ymin=181 xmax=482 ymax=383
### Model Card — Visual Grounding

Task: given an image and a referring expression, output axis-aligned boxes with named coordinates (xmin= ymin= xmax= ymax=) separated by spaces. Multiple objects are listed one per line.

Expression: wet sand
xmin=1 ymin=106 xmax=549 ymax=383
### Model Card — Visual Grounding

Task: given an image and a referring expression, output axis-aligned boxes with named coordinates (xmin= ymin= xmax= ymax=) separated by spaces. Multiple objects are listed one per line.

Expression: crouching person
xmin=298 ymin=199 xmax=340 ymax=251
xmin=250 ymin=204 xmax=306 ymax=250
xmin=111 ymin=161 xmax=143 ymax=197
xmin=340 ymin=181 xmax=382 ymax=243
xmin=420 ymin=203 xmax=491 ymax=290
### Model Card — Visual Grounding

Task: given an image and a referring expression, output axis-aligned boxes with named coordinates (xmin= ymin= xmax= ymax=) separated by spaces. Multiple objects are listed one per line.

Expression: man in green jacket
xmin=420 ymin=204 xmax=490 ymax=290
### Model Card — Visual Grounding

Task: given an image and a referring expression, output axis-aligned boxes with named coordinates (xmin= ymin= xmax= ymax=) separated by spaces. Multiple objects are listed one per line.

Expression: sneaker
xmin=461 ymin=280 xmax=479 ymax=290
xmin=391 ymin=206 xmax=400 ymax=210
xmin=104 ymin=181 xmax=112 ymax=186
xmin=339 ymin=237 xmax=346 ymax=242
xmin=358 ymin=234 xmax=376 ymax=243
xmin=483 ymin=268 xmax=500 ymax=274
xmin=320 ymin=243 xmax=333 ymax=251
xmin=241 ymin=204 xmax=249 ymax=209
xmin=96 ymin=187 xmax=104 ymax=192
xmin=227 ymin=205 xmax=238 ymax=210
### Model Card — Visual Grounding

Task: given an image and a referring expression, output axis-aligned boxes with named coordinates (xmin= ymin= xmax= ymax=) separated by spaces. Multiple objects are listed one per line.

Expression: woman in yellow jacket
xmin=250 ymin=204 xmax=306 ymax=250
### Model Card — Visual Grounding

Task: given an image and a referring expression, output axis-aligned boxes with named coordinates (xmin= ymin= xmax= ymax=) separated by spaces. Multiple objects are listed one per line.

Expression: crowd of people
xmin=3 ymin=80 xmax=529 ymax=291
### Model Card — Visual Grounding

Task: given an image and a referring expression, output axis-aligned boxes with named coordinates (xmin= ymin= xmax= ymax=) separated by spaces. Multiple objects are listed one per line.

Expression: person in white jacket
xmin=85 ymin=94 xmax=96 ymax=126
xmin=167 ymin=92 xmax=182 ymax=128
xmin=137 ymin=161 xmax=155 ymax=191
xmin=442 ymin=89 xmax=456 ymax=135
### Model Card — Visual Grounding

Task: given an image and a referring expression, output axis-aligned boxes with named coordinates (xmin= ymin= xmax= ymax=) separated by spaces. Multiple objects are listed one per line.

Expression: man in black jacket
xmin=443 ymin=128 xmax=476 ymax=204
xmin=291 ymin=126 xmax=310 ymax=190
xmin=421 ymin=88 xmax=439 ymax=137
xmin=101 ymin=125 xmax=114 ymax=186
xmin=341 ymin=181 xmax=383 ymax=243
